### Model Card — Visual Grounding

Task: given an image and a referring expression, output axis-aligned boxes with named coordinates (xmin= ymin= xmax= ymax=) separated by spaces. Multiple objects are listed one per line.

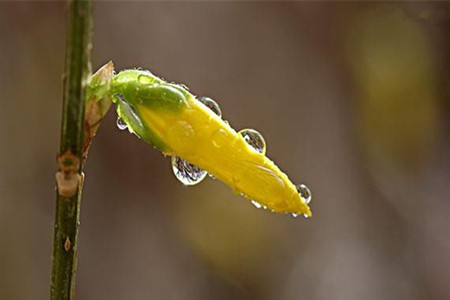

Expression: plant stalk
xmin=51 ymin=0 xmax=92 ymax=299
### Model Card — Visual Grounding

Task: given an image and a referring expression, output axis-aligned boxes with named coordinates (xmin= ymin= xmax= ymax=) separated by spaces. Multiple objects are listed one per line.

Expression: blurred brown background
xmin=0 ymin=2 xmax=449 ymax=300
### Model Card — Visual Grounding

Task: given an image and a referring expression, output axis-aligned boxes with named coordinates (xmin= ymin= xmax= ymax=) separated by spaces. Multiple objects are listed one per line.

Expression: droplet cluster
xmin=115 ymin=88 xmax=312 ymax=218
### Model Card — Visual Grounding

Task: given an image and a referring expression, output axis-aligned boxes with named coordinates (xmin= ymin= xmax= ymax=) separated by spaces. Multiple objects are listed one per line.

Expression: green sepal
xmin=112 ymin=82 xmax=187 ymax=114
xmin=109 ymin=69 xmax=191 ymax=152
xmin=122 ymin=82 xmax=187 ymax=112
xmin=114 ymin=95 xmax=167 ymax=152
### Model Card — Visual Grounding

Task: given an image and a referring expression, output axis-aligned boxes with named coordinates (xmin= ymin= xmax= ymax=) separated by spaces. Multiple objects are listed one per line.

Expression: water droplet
xmin=251 ymin=200 xmax=262 ymax=209
xmin=231 ymin=175 xmax=240 ymax=185
xmin=178 ymin=83 xmax=190 ymax=91
xmin=138 ymin=74 xmax=153 ymax=84
xmin=232 ymin=188 xmax=241 ymax=195
xmin=296 ymin=184 xmax=312 ymax=204
xmin=303 ymin=214 xmax=309 ymax=219
xmin=171 ymin=156 xmax=207 ymax=186
xmin=212 ymin=129 xmax=228 ymax=148
xmin=292 ymin=213 xmax=299 ymax=218
xmin=198 ymin=97 xmax=222 ymax=117
xmin=116 ymin=117 xmax=127 ymax=130
xmin=239 ymin=129 xmax=266 ymax=154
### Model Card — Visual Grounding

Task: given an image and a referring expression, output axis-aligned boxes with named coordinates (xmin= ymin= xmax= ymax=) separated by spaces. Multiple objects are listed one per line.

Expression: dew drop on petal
xmin=171 ymin=156 xmax=207 ymax=186
xmin=296 ymin=184 xmax=312 ymax=204
xmin=198 ymin=97 xmax=222 ymax=117
xmin=239 ymin=129 xmax=266 ymax=154
xmin=232 ymin=188 xmax=241 ymax=196
xmin=116 ymin=117 xmax=127 ymax=130
xmin=250 ymin=200 xmax=262 ymax=209
xmin=212 ymin=129 xmax=228 ymax=148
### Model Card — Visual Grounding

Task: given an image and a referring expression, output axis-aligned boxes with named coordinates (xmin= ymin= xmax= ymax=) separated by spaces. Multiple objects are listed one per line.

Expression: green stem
xmin=51 ymin=0 xmax=92 ymax=299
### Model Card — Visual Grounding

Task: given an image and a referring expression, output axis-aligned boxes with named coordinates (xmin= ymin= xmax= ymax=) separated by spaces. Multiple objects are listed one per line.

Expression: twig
xmin=51 ymin=0 xmax=92 ymax=299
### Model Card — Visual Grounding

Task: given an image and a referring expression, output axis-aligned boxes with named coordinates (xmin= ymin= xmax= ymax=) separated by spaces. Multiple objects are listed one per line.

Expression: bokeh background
xmin=1 ymin=2 xmax=449 ymax=299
